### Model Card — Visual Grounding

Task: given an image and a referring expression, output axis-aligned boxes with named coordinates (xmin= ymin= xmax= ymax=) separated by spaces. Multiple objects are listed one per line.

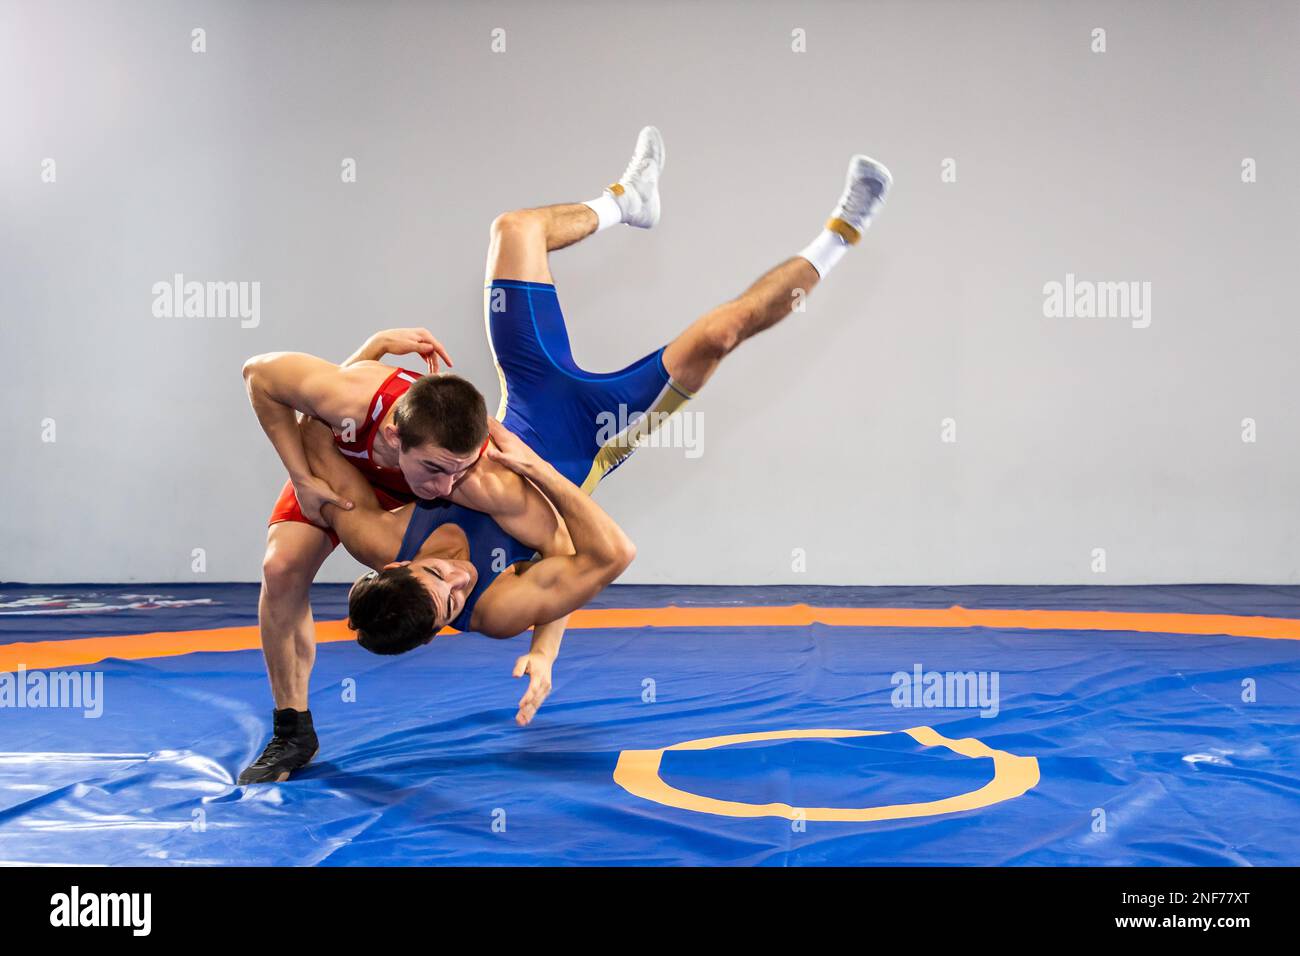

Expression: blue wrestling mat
xmin=1 ymin=584 xmax=1298 ymax=866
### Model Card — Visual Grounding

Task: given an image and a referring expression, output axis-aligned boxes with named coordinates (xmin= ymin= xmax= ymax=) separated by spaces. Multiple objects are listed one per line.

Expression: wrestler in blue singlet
xmin=395 ymin=280 xmax=693 ymax=632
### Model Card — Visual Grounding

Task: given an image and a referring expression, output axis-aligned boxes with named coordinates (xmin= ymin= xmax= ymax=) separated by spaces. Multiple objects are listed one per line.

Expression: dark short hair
xmin=348 ymin=568 xmax=442 ymax=655
xmin=392 ymin=374 xmax=487 ymax=455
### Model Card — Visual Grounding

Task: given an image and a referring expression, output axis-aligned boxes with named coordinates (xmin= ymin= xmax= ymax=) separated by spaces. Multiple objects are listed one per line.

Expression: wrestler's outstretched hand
xmin=484 ymin=417 xmax=544 ymax=476
xmin=376 ymin=327 xmax=454 ymax=373
xmin=513 ymin=650 xmax=554 ymax=726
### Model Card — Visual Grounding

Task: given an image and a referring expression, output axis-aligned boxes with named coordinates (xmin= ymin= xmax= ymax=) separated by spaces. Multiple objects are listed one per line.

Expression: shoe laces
xmin=621 ymin=150 xmax=656 ymax=186
xmin=847 ymin=165 xmax=889 ymax=213
xmin=256 ymin=735 xmax=291 ymax=767
xmin=844 ymin=176 xmax=879 ymax=213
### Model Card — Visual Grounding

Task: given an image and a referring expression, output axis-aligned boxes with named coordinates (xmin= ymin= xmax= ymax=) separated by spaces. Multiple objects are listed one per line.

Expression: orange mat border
xmin=3 ymin=604 xmax=1300 ymax=673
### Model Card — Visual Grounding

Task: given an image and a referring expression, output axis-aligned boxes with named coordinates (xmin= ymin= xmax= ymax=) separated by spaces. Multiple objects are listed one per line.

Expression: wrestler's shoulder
xmin=339 ymin=359 xmax=397 ymax=379
xmin=329 ymin=361 xmax=401 ymax=411
xmin=458 ymin=458 xmax=531 ymax=510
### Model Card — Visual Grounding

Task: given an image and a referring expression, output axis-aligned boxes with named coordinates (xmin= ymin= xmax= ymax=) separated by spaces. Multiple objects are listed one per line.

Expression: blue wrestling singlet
xmin=396 ymin=280 xmax=694 ymax=633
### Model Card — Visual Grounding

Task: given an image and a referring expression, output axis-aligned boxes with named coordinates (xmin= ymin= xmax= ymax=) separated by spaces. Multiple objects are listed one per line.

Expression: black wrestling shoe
xmin=237 ymin=708 xmax=319 ymax=784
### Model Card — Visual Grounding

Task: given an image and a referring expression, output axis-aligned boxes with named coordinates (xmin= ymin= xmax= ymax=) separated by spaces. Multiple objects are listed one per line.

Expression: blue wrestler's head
xmin=348 ymin=560 xmax=476 ymax=653
xmin=383 ymin=374 xmax=489 ymax=499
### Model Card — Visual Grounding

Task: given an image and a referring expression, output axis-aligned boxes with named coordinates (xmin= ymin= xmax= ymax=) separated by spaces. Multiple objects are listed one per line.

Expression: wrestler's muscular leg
xmin=486 ymin=204 xmax=598 ymax=284
xmin=662 ymin=257 xmax=820 ymax=394
xmin=485 ymin=125 xmax=664 ymax=283
xmin=237 ymin=521 xmax=330 ymax=785
xmin=663 ymin=153 xmax=892 ymax=393
xmin=259 ymin=521 xmax=333 ymax=710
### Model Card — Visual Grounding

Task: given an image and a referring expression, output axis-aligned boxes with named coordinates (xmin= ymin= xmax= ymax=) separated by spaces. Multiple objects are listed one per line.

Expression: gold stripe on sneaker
xmin=826 ymin=216 xmax=862 ymax=245
xmin=608 ymin=182 xmax=626 ymax=196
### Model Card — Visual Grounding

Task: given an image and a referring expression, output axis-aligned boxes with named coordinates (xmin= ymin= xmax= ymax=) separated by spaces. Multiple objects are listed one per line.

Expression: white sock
xmin=583 ymin=193 xmax=624 ymax=232
xmin=798 ymin=228 xmax=849 ymax=278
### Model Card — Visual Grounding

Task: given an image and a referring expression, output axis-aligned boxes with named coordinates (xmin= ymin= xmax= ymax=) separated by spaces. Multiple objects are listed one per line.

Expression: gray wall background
xmin=2 ymin=0 xmax=1298 ymax=585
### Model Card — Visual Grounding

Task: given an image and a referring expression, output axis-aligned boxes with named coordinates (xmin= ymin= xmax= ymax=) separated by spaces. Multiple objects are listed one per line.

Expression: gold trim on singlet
xmin=484 ymin=286 xmax=510 ymax=421
xmin=483 ymin=280 xmax=694 ymax=496
xmin=578 ymin=378 xmax=695 ymax=494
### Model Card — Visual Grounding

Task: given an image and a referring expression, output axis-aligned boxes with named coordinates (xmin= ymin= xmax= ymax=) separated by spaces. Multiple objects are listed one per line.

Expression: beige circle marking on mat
xmin=614 ymin=726 xmax=1040 ymax=822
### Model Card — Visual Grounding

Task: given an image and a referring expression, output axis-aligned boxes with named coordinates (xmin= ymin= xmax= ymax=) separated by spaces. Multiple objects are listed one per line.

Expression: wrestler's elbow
xmin=241 ymin=352 xmax=271 ymax=384
xmin=598 ymin=534 xmax=636 ymax=582
xmin=242 ymin=352 xmax=299 ymax=392
xmin=242 ymin=353 xmax=288 ymax=402
xmin=612 ymin=519 xmax=637 ymax=565
xmin=614 ymin=535 xmax=637 ymax=573
xmin=241 ymin=358 xmax=260 ymax=393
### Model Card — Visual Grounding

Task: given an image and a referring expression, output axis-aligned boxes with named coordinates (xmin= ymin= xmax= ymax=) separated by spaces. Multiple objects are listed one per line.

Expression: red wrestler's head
xmin=380 ymin=374 xmax=488 ymax=499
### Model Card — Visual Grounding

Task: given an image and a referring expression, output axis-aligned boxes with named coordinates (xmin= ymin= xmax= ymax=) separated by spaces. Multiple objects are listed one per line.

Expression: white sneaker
xmin=607 ymin=126 xmax=666 ymax=229
xmin=827 ymin=154 xmax=892 ymax=243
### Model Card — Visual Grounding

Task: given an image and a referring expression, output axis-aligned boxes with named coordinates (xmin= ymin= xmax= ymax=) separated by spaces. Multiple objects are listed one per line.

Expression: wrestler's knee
xmin=489 ymin=209 xmax=545 ymax=244
xmin=261 ymin=535 xmax=320 ymax=599
xmin=698 ymin=306 xmax=748 ymax=360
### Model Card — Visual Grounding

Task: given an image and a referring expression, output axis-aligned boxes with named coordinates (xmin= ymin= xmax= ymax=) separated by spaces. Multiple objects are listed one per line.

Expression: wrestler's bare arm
xmin=450 ymin=457 xmax=574 ymax=559
xmin=471 ymin=421 xmax=635 ymax=637
xmin=300 ymin=417 xmax=409 ymax=569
